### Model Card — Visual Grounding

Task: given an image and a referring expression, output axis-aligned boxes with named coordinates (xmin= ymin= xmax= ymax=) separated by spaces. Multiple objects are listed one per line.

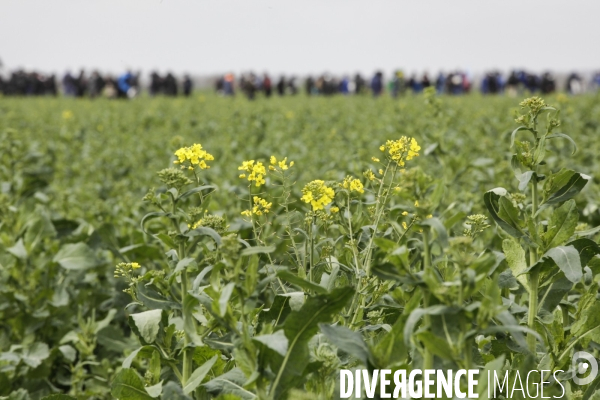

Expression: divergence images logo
xmin=573 ymin=352 xmax=598 ymax=385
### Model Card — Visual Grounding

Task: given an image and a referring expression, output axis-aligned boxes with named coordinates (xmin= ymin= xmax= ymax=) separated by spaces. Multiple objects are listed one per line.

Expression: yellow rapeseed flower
xmin=402 ymin=222 xmax=408 ymax=230
xmin=131 ymin=262 xmax=140 ymax=269
xmin=379 ymin=137 xmax=420 ymax=168
xmin=401 ymin=211 xmax=408 ymax=216
xmin=238 ymin=160 xmax=266 ymax=187
xmin=330 ymin=206 xmax=340 ymax=213
xmin=173 ymin=143 xmax=214 ymax=169
xmin=341 ymin=176 xmax=365 ymax=194
xmin=301 ymin=180 xmax=335 ymax=211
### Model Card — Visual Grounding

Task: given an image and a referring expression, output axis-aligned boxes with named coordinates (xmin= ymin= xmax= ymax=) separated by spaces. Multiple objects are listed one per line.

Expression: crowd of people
xmin=219 ymin=70 xmax=600 ymax=99
xmin=2 ymin=67 xmax=600 ymax=98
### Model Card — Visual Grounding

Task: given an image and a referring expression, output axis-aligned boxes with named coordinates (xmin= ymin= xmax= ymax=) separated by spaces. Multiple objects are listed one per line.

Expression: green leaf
xmin=271 ymin=287 xmax=353 ymax=398
xmin=219 ymin=282 xmax=235 ymax=317
xmin=319 ymin=324 xmax=370 ymax=366
xmin=502 ymin=239 xmax=530 ymax=292
xmin=240 ymin=245 xmax=275 ymax=256
xmin=404 ymin=306 xmax=460 ymax=347
xmin=546 ymin=132 xmax=577 ymax=155
xmin=568 ymin=238 xmax=600 ymax=266
xmin=477 ymin=356 xmax=506 ymax=400
xmin=137 ymin=283 xmax=180 ymax=310
xmin=53 ymin=242 xmax=99 ymax=270
xmin=174 ymin=257 xmax=197 ymax=274
xmin=177 ymin=185 xmax=217 ymax=202
xmin=185 ymin=227 xmax=222 ymax=247
xmin=546 ymin=245 xmax=582 ymax=283
xmin=276 ymin=270 xmax=328 ymax=294
xmin=130 ymin=310 xmax=162 ymax=343
xmin=371 ymin=313 xmax=409 ymax=367
xmin=162 ymin=382 xmax=192 ymax=400
xmin=111 ymin=368 xmax=154 ymax=400
xmin=517 ymin=171 xmax=535 ymax=191
xmin=544 ymin=170 xmax=590 ymax=206
xmin=122 ymin=346 xmax=158 ymax=368
xmin=24 ymin=212 xmax=56 ymax=252
xmin=22 ymin=342 xmax=50 ymax=368
xmin=572 ymin=302 xmax=600 ymax=344
xmin=416 ymin=332 xmax=454 ymax=360
xmin=7 ymin=238 xmax=27 ymax=260
xmin=145 ymin=381 xmax=162 ymax=398
xmin=203 ymin=368 xmax=256 ymax=399
xmin=542 ymin=199 xmax=578 ymax=250
xmin=40 ymin=395 xmax=77 ymax=400
xmin=182 ymin=355 xmax=217 ymax=394
xmin=253 ymin=331 xmax=289 ymax=356
xmin=484 ymin=188 xmax=524 ymax=238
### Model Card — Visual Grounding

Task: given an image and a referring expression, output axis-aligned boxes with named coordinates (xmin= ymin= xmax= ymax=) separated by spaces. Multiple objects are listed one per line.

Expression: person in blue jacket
xmin=117 ymin=71 xmax=137 ymax=98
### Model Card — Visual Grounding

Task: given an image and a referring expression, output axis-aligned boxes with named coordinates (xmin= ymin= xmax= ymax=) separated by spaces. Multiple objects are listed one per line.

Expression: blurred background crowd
xmin=2 ymin=65 xmax=600 ymax=99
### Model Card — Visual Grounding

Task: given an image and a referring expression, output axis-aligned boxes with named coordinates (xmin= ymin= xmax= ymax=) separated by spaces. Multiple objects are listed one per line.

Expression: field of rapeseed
xmin=2 ymin=91 xmax=600 ymax=399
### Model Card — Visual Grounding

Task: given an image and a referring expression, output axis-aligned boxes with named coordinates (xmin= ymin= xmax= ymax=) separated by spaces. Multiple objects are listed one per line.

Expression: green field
xmin=2 ymin=92 xmax=600 ymax=399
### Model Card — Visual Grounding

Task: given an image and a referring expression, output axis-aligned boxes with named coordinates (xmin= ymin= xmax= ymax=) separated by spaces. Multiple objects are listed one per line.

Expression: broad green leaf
xmin=130 ymin=310 xmax=162 ymax=343
xmin=319 ymin=324 xmax=370 ymax=366
xmin=53 ymin=242 xmax=99 ymax=270
xmin=276 ymin=270 xmax=327 ymax=294
xmin=253 ymin=331 xmax=289 ymax=356
xmin=203 ymin=368 xmax=256 ymax=399
xmin=544 ymin=170 xmax=590 ymax=206
xmin=7 ymin=238 xmax=27 ymax=260
xmin=517 ymin=171 xmax=535 ymax=191
xmin=484 ymin=188 xmax=524 ymax=238
xmin=177 ymin=185 xmax=217 ymax=202
xmin=543 ymin=199 xmax=578 ymax=250
xmin=185 ymin=227 xmax=222 ymax=246
xmin=568 ymin=238 xmax=600 ymax=267
xmin=240 ymin=245 xmax=275 ymax=256
xmin=174 ymin=257 xmax=197 ymax=274
xmin=137 ymin=283 xmax=180 ymax=310
xmin=145 ymin=381 xmax=162 ymax=398
xmin=182 ymin=355 xmax=217 ymax=394
xmin=162 ymin=382 xmax=192 ymax=400
xmin=122 ymin=346 xmax=158 ymax=368
xmin=24 ymin=212 xmax=56 ymax=252
xmin=22 ymin=342 xmax=50 ymax=368
xmin=546 ymin=245 xmax=582 ymax=283
xmin=502 ymin=239 xmax=530 ymax=292
xmin=416 ymin=332 xmax=454 ymax=360
xmin=111 ymin=368 xmax=153 ymax=400
xmin=572 ymin=302 xmax=600 ymax=344
xmin=372 ymin=313 xmax=409 ymax=367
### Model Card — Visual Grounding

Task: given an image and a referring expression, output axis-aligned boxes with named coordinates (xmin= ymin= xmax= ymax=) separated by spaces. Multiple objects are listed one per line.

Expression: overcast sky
xmin=1 ymin=0 xmax=599 ymax=77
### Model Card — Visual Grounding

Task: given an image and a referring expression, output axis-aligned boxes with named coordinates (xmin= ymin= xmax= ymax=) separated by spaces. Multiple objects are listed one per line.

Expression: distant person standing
xmin=62 ymin=71 xmax=76 ymax=96
xmin=370 ymin=71 xmax=384 ymax=97
xmin=263 ymin=73 xmax=272 ymax=97
xmin=117 ymin=71 xmax=137 ymax=98
xmin=223 ymin=73 xmax=235 ymax=96
xmin=183 ymin=75 xmax=193 ymax=96
xmin=276 ymin=76 xmax=286 ymax=96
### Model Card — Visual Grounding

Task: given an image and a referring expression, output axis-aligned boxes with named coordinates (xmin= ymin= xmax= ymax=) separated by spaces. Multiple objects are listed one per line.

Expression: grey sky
xmin=1 ymin=0 xmax=599 ymax=76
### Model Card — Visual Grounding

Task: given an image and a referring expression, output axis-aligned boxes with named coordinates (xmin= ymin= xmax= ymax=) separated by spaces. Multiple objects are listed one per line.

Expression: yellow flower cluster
xmin=363 ymin=170 xmax=376 ymax=181
xmin=174 ymin=143 xmax=214 ymax=169
xmin=269 ymin=156 xmax=294 ymax=171
xmin=301 ymin=180 xmax=335 ymax=211
xmin=238 ymin=160 xmax=266 ymax=186
xmin=241 ymin=196 xmax=272 ymax=216
xmin=341 ymin=176 xmax=365 ymax=194
xmin=379 ymin=137 xmax=420 ymax=167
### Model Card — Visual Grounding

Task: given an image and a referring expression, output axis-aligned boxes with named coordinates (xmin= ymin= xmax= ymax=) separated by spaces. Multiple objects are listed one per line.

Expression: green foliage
xmin=1 ymin=94 xmax=600 ymax=399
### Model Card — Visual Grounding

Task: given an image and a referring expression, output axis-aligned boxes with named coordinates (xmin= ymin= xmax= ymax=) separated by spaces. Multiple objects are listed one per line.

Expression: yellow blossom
xmin=426 ymin=214 xmax=433 ymax=218
xmin=414 ymin=200 xmax=419 ymax=207
xmin=290 ymin=161 xmax=295 ymax=167
xmin=270 ymin=156 xmax=277 ymax=165
xmin=372 ymin=157 xmax=380 ymax=162
xmin=241 ymin=196 xmax=272 ymax=216
xmin=331 ymin=206 xmax=340 ymax=213
xmin=378 ymin=169 xmax=384 ymax=175
xmin=341 ymin=176 xmax=365 ymax=194
xmin=238 ymin=160 xmax=266 ymax=187
xmin=379 ymin=137 xmax=420 ymax=167
xmin=173 ymin=143 xmax=214 ymax=169
xmin=131 ymin=262 xmax=140 ymax=269
xmin=301 ymin=180 xmax=335 ymax=211
xmin=402 ymin=222 xmax=408 ymax=230
xmin=402 ymin=211 xmax=408 ymax=216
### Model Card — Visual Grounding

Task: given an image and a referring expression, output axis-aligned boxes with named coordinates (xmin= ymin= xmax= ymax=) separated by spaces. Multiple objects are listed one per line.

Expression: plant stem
xmin=422 ymin=228 xmax=434 ymax=369
xmin=527 ymin=177 xmax=540 ymax=354
xmin=179 ymin=242 xmax=193 ymax=385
